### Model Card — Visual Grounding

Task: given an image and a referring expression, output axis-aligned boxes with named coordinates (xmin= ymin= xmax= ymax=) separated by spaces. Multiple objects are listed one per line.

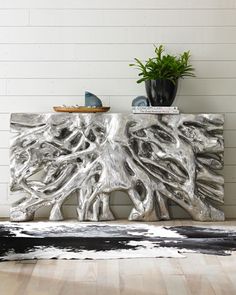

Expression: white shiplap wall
xmin=0 ymin=0 xmax=236 ymax=219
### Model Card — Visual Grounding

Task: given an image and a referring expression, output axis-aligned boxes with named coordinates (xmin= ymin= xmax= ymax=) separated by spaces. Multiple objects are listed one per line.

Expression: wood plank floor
xmin=0 ymin=219 xmax=236 ymax=295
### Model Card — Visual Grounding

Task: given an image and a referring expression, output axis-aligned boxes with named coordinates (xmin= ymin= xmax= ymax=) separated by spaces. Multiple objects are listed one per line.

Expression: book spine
xmin=132 ymin=106 xmax=179 ymax=114
xmin=132 ymin=107 xmax=178 ymax=110
xmin=132 ymin=110 xmax=179 ymax=114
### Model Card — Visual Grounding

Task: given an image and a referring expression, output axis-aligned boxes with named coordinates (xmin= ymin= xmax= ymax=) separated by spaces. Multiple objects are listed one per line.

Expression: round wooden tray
xmin=53 ymin=106 xmax=110 ymax=113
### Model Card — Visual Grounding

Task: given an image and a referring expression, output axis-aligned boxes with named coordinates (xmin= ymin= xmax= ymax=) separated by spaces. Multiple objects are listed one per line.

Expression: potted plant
xmin=130 ymin=45 xmax=195 ymax=106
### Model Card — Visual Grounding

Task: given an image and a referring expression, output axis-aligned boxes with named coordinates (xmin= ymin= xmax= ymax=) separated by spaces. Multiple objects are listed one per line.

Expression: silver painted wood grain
xmin=10 ymin=113 xmax=224 ymax=222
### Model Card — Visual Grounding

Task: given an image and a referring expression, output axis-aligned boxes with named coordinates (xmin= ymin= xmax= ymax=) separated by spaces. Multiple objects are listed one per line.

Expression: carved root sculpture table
xmin=10 ymin=113 xmax=224 ymax=222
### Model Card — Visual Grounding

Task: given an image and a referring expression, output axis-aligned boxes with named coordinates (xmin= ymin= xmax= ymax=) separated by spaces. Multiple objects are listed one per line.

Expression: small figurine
xmin=132 ymin=96 xmax=149 ymax=107
xmin=85 ymin=91 xmax=103 ymax=107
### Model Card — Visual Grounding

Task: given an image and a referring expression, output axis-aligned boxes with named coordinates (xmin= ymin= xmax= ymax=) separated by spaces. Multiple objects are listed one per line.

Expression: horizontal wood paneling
xmin=0 ymin=27 xmax=236 ymax=44
xmin=0 ymin=44 xmax=76 ymax=61
xmin=5 ymin=79 xmax=144 ymax=95
xmin=0 ymin=61 xmax=235 ymax=78
xmin=4 ymin=79 xmax=236 ymax=96
xmin=169 ymin=99 xmax=236 ymax=114
xmin=0 ymin=79 xmax=5 ymax=95
xmin=0 ymin=97 xmax=87 ymax=113
xmin=223 ymin=166 xmax=236 ymax=183
xmin=29 ymin=10 xmax=236 ymax=27
xmin=0 ymin=0 xmax=236 ymax=218
xmin=0 ymin=183 xmax=7 ymax=204
xmin=225 ymin=183 xmax=236 ymax=205
xmin=0 ymin=0 xmax=234 ymax=9
xmin=225 ymin=114 xmax=236 ymax=129
xmin=0 ymin=10 xmax=28 ymax=26
xmin=225 ymin=131 xmax=236 ymax=147
xmin=0 ymin=114 xmax=10 ymax=129
xmin=0 ymin=149 xmax=9 ymax=165
xmin=0 ymin=204 xmax=9 ymax=217
xmin=0 ymin=44 xmax=236 ymax=61
xmin=0 ymin=166 xmax=9 ymax=182
xmin=179 ymin=79 xmax=236 ymax=96
xmin=224 ymin=148 xmax=236 ymax=165
xmin=0 ymin=131 xmax=9 ymax=148
xmin=74 ymin=43 xmax=236 ymax=62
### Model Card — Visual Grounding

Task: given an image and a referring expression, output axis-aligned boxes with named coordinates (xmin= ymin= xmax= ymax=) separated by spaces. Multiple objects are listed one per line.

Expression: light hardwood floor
xmin=1 ymin=219 xmax=236 ymax=295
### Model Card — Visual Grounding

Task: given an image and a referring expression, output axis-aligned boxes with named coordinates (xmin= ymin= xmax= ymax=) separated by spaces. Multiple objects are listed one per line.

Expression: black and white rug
xmin=0 ymin=222 xmax=236 ymax=261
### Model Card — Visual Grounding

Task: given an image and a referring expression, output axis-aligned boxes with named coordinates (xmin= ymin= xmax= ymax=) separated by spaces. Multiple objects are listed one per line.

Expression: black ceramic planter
xmin=145 ymin=79 xmax=178 ymax=106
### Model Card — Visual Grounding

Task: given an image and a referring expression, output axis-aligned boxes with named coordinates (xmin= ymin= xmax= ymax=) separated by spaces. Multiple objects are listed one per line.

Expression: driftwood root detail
xmin=10 ymin=113 xmax=224 ymax=222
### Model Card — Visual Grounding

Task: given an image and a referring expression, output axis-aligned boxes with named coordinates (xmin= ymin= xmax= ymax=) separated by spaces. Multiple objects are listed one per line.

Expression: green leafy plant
xmin=130 ymin=45 xmax=195 ymax=84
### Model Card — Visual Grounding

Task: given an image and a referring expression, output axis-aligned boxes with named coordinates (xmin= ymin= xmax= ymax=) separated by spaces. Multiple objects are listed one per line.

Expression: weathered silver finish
xmin=10 ymin=113 xmax=224 ymax=222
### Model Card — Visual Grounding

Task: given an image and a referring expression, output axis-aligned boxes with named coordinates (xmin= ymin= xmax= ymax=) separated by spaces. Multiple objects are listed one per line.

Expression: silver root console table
xmin=10 ymin=113 xmax=224 ymax=222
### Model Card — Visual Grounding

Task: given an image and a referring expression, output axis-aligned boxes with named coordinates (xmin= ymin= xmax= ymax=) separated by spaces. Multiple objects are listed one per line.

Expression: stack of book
xmin=132 ymin=106 xmax=179 ymax=114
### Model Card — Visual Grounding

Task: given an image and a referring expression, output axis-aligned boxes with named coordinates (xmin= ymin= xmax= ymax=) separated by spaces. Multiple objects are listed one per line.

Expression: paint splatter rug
xmin=0 ymin=222 xmax=236 ymax=261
